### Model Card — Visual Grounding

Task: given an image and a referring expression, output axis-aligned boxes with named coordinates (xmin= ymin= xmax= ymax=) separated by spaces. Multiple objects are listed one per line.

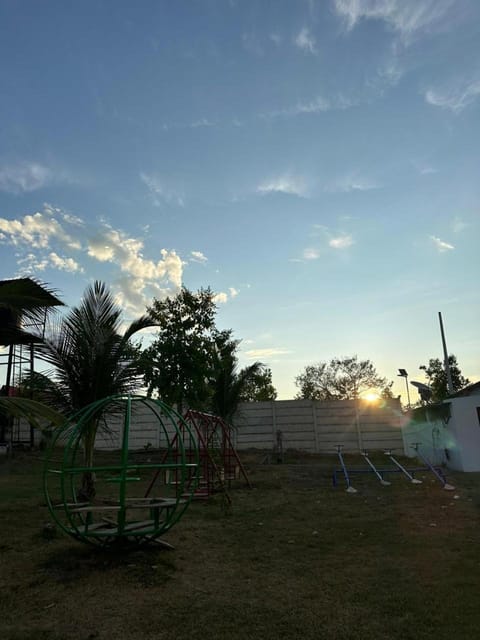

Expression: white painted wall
xmin=402 ymin=394 xmax=480 ymax=471
xmin=445 ymin=396 xmax=480 ymax=471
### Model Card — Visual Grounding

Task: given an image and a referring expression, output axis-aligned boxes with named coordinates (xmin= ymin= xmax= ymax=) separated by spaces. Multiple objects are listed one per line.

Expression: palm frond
xmin=0 ymin=397 xmax=66 ymax=431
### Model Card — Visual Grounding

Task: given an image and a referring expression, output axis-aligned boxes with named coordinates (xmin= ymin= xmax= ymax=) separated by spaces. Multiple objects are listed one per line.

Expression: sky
xmin=0 ymin=0 xmax=479 ymax=403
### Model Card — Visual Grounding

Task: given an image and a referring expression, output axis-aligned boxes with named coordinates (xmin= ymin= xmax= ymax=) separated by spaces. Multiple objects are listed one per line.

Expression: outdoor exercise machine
xmin=332 ymin=444 xmax=451 ymax=491
xmin=44 ymin=395 xmax=200 ymax=548
xmin=384 ymin=450 xmax=422 ymax=484
xmin=411 ymin=442 xmax=455 ymax=491
xmin=361 ymin=451 xmax=391 ymax=486
xmin=335 ymin=445 xmax=357 ymax=493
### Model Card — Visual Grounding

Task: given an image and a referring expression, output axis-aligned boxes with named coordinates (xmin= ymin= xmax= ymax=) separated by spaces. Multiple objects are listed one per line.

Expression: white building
xmin=402 ymin=382 xmax=480 ymax=471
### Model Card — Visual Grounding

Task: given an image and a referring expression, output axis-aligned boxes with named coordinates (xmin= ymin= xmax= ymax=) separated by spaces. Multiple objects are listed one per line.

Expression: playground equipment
xmin=384 ymin=450 xmax=422 ymax=484
xmin=44 ymin=395 xmax=200 ymax=548
xmin=146 ymin=409 xmax=251 ymax=501
xmin=332 ymin=445 xmax=451 ymax=491
xmin=411 ymin=443 xmax=455 ymax=491
xmin=336 ymin=445 xmax=357 ymax=493
xmin=361 ymin=451 xmax=391 ymax=486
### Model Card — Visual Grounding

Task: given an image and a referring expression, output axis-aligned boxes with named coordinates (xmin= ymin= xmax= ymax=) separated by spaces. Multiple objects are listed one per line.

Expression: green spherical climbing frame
xmin=44 ymin=395 xmax=199 ymax=548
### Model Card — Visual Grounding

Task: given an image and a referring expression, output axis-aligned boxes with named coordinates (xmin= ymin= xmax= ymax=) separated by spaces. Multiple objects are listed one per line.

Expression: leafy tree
xmin=31 ymin=281 xmax=155 ymax=497
xmin=419 ymin=355 xmax=470 ymax=403
xmin=141 ymin=287 xmax=230 ymax=411
xmin=295 ymin=355 xmax=390 ymax=401
xmin=209 ymin=340 xmax=264 ymax=423
xmin=239 ymin=366 xmax=277 ymax=402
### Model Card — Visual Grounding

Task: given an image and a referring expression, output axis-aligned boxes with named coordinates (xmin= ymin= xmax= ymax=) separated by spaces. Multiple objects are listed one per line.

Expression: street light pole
xmin=398 ymin=368 xmax=411 ymax=408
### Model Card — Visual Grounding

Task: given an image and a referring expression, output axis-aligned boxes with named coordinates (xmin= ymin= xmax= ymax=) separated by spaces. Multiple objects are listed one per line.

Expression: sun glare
xmin=363 ymin=392 xmax=380 ymax=403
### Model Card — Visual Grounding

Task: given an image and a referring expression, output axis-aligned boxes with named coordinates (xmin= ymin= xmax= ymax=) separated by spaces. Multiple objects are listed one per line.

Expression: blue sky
xmin=0 ymin=0 xmax=479 ymax=402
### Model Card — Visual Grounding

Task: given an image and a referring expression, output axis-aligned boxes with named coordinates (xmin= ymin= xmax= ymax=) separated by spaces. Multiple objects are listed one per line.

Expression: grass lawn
xmin=1 ymin=450 xmax=480 ymax=640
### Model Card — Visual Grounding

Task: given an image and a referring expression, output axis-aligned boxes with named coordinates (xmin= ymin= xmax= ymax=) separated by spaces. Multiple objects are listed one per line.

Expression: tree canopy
xmin=419 ymin=355 xmax=470 ymax=403
xmin=239 ymin=366 xmax=277 ymax=402
xmin=295 ymin=355 xmax=391 ymax=401
xmin=141 ymin=287 xmax=274 ymax=417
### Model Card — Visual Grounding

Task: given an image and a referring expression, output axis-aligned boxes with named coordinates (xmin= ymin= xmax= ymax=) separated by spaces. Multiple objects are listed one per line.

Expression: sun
xmin=363 ymin=392 xmax=380 ymax=403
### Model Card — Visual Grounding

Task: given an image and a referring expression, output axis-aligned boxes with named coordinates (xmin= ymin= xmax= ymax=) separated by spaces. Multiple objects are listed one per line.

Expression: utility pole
xmin=438 ymin=312 xmax=454 ymax=395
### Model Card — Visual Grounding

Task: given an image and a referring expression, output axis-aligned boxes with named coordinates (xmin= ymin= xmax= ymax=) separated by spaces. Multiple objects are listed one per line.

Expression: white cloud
xmin=48 ymin=252 xmax=84 ymax=273
xmin=334 ymin=0 xmax=454 ymax=42
xmin=0 ymin=210 xmax=81 ymax=250
xmin=294 ymin=27 xmax=317 ymax=54
xmin=244 ymin=348 xmax=290 ymax=359
xmin=303 ymin=248 xmax=320 ymax=260
xmin=257 ymin=174 xmax=307 ymax=197
xmin=329 ymin=234 xmax=354 ymax=249
xmin=213 ymin=292 xmax=228 ymax=304
xmin=424 ymin=79 xmax=480 ymax=113
xmin=0 ymin=162 xmax=52 ymax=194
xmin=430 ymin=235 xmax=454 ymax=252
xmin=0 ymin=205 xmax=185 ymax=316
xmin=190 ymin=251 xmax=208 ymax=263
xmin=140 ymin=172 xmax=185 ymax=207
xmin=214 ymin=287 xmax=240 ymax=305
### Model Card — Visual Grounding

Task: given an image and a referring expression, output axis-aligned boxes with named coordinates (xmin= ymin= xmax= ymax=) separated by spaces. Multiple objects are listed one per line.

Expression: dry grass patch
xmin=1 ymin=451 xmax=480 ymax=639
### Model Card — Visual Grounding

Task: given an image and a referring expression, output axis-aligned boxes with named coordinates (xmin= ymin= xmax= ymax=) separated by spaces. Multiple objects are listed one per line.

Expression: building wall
xmin=446 ymin=396 xmax=480 ymax=471
xmin=232 ymin=398 xmax=404 ymax=453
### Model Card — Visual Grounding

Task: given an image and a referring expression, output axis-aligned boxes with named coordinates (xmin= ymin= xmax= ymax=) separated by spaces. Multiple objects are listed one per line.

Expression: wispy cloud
xmin=334 ymin=0 xmax=455 ymax=42
xmin=190 ymin=251 xmax=208 ymax=263
xmin=324 ymin=174 xmax=379 ymax=193
xmin=329 ymin=234 xmax=354 ymax=249
xmin=0 ymin=204 xmax=185 ymax=315
xmin=257 ymin=174 xmax=307 ymax=197
xmin=294 ymin=27 xmax=317 ymax=55
xmin=424 ymin=79 xmax=480 ymax=113
xmin=260 ymin=94 xmax=358 ymax=121
xmin=214 ymin=287 xmax=239 ymax=305
xmin=269 ymin=33 xmax=282 ymax=46
xmin=190 ymin=118 xmax=215 ymax=128
xmin=452 ymin=217 xmax=467 ymax=233
xmin=303 ymin=248 xmax=320 ymax=260
xmin=430 ymin=235 xmax=454 ymax=252
xmin=244 ymin=347 xmax=290 ymax=359
xmin=140 ymin=172 xmax=185 ymax=207
xmin=0 ymin=162 xmax=52 ymax=194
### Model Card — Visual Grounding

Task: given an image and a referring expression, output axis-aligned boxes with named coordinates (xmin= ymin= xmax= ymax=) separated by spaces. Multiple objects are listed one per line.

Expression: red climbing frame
xmin=145 ymin=410 xmax=251 ymax=500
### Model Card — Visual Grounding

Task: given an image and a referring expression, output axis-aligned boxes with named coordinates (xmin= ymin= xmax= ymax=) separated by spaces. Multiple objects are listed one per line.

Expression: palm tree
xmin=32 ymin=281 xmax=156 ymax=497
xmin=209 ymin=341 xmax=263 ymax=424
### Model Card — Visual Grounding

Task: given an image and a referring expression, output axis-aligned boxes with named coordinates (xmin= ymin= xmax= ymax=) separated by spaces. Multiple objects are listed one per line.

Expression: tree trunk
xmin=78 ymin=419 xmax=98 ymax=501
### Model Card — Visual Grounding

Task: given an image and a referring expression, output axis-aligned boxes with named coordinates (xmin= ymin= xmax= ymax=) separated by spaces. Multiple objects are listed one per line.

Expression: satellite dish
xmin=410 ymin=380 xmax=433 ymax=402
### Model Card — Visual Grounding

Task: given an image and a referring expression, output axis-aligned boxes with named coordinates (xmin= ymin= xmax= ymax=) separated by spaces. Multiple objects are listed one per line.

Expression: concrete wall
xmin=9 ymin=398 xmax=405 ymax=455
xmin=232 ymin=398 xmax=404 ymax=453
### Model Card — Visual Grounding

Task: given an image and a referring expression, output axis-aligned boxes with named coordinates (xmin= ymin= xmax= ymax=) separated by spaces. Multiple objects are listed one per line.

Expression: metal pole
xmin=438 ymin=312 xmax=454 ymax=395
xmin=404 ymin=375 xmax=411 ymax=408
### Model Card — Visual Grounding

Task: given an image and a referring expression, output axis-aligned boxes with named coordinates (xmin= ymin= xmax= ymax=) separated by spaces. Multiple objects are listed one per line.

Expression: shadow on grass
xmin=41 ymin=541 xmax=177 ymax=587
